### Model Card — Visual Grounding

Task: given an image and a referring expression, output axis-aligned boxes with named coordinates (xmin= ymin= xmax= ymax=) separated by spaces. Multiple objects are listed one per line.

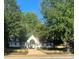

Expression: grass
xmin=38 ymin=48 xmax=72 ymax=55
xmin=4 ymin=48 xmax=74 ymax=57
xmin=4 ymin=49 xmax=28 ymax=55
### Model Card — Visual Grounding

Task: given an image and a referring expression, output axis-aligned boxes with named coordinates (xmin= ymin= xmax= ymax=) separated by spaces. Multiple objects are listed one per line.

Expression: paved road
xmin=5 ymin=56 xmax=73 ymax=59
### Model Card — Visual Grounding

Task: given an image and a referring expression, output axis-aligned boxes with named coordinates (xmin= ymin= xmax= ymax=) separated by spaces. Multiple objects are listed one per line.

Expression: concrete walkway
xmin=27 ymin=49 xmax=47 ymax=56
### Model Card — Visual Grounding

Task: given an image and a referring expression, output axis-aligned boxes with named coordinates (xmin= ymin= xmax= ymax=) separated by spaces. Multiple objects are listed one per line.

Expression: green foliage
xmin=4 ymin=0 xmax=20 ymax=12
xmin=41 ymin=0 xmax=74 ymax=42
xmin=4 ymin=0 xmax=21 ymax=48
xmin=4 ymin=0 xmax=46 ymax=47
xmin=22 ymin=12 xmax=47 ymax=38
xmin=5 ymin=11 xmax=22 ymax=37
xmin=4 ymin=0 xmax=74 ymax=52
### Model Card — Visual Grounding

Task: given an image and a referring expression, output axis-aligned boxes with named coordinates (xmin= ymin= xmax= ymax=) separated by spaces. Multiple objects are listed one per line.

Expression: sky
xmin=16 ymin=0 xmax=43 ymax=20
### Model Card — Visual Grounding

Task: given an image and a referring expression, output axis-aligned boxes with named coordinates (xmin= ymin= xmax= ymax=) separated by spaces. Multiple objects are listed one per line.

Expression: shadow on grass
xmin=4 ymin=47 xmax=28 ymax=55
xmin=41 ymin=48 xmax=66 ymax=51
xmin=39 ymin=47 xmax=74 ymax=55
xmin=39 ymin=48 xmax=68 ymax=55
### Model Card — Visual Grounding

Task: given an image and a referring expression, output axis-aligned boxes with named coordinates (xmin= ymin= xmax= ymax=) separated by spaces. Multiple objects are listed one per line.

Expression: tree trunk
xmin=64 ymin=41 xmax=70 ymax=53
xmin=66 ymin=43 xmax=70 ymax=53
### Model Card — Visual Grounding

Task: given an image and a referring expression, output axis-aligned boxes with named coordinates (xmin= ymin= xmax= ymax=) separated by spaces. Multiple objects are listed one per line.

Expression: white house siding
xmin=26 ymin=35 xmax=42 ymax=49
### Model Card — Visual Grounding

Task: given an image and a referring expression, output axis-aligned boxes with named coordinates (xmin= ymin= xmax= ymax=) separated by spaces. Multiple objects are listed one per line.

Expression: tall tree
xmin=21 ymin=12 xmax=48 ymax=43
xmin=23 ymin=12 xmax=44 ymax=37
xmin=41 ymin=0 xmax=74 ymax=52
xmin=4 ymin=0 xmax=21 ymax=48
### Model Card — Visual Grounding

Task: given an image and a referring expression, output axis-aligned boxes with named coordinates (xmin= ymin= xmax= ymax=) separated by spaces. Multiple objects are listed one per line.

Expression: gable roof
xmin=27 ymin=35 xmax=40 ymax=44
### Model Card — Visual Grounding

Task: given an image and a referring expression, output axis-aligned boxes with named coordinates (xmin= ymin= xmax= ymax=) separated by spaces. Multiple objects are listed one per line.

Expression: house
xmin=8 ymin=38 xmax=20 ymax=48
xmin=8 ymin=35 xmax=54 ymax=49
xmin=26 ymin=35 xmax=42 ymax=49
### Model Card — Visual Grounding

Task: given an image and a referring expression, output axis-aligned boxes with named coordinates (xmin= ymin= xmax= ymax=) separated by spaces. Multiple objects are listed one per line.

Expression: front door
xmin=29 ymin=40 xmax=36 ymax=49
